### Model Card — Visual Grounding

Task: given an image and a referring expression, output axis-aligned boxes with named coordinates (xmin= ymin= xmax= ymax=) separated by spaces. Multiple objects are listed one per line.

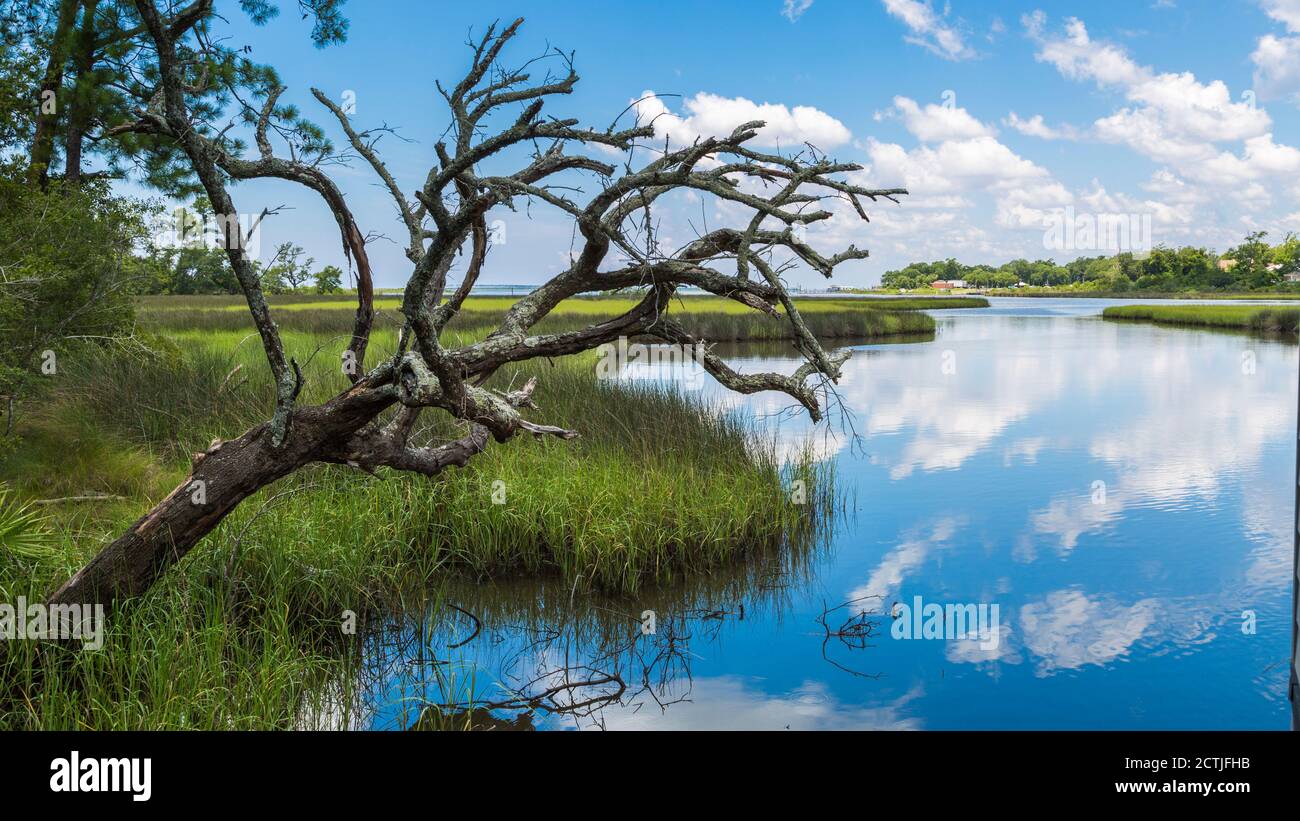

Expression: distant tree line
xmin=881 ymin=231 xmax=1300 ymax=292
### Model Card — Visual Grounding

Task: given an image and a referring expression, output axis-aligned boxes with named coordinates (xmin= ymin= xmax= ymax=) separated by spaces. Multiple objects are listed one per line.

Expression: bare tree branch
xmin=49 ymin=9 xmax=906 ymax=611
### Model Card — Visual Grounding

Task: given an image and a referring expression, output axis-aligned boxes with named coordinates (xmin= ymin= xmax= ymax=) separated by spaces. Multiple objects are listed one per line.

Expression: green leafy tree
xmin=142 ymin=204 xmax=239 ymax=294
xmin=0 ymin=2 xmax=43 ymax=161
xmin=0 ymin=162 xmax=145 ymax=397
xmin=314 ymin=264 xmax=343 ymax=293
xmin=1225 ymin=231 xmax=1277 ymax=289
xmin=262 ymin=241 xmax=313 ymax=293
xmin=999 ymin=259 xmax=1032 ymax=284
xmin=1175 ymin=246 xmax=1215 ymax=289
xmin=1115 ymin=252 xmax=1140 ymax=282
xmin=8 ymin=0 xmax=349 ymax=192
xmin=1272 ymin=233 xmax=1299 ymax=279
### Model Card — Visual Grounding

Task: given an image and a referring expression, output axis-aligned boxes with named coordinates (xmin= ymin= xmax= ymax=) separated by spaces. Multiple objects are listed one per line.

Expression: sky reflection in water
xmin=359 ymin=299 xmax=1296 ymax=730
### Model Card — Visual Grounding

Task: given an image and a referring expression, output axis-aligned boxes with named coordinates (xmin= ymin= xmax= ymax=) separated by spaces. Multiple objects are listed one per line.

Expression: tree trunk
xmin=47 ymin=383 xmax=393 ymax=609
xmin=63 ymin=0 xmax=100 ymax=184
xmin=29 ymin=0 xmax=81 ymax=188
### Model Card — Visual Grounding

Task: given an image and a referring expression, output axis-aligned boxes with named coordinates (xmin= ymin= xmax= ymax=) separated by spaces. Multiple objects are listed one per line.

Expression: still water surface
xmin=355 ymin=298 xmax=1296 ymax=729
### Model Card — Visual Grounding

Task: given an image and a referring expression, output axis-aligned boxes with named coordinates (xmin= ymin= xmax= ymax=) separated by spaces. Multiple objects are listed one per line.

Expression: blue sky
xmin=151 ymin=0 xmax=1300 ymax=288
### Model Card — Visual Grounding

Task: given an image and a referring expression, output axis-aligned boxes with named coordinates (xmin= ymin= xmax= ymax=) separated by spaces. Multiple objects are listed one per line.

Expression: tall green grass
xmin=137 ymin=302 xmax=938 ymax=341
xmin=135 ymin=292 xmax=986 ymax=314
xmin=0 ymin=321 xmax=835 ymax=728
xmin=1102 ymin=304 xmax=1300 ymax=334
xmin=831 ymin=296 xmax=988 ymax=310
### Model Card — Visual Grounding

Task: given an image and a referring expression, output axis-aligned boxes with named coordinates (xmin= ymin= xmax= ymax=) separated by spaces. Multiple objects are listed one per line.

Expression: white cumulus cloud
xmin=633 ymin=91 xmax=852 ymax=149
xmin=1253 ymin=2 xmax=1300 ymax=102
xmin=1026 ymin=11 xmax=1299 ymax=221
xmin=881 ymin=0 xmax=976 ymax=60
xmin=1003 ymin=111 xmax=1079 ymax=140
xmin=890 ymin=95 xmax=995 ymax=142
xmin=1261 ymin=0 xmax=1300 ymax=30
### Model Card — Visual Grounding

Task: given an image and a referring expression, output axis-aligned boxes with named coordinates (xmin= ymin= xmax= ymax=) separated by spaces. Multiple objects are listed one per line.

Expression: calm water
xmin=351 ymin=299 xmax=1297 ymax=730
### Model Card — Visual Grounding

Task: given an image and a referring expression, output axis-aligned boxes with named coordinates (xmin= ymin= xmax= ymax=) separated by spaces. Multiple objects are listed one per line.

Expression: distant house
xmin=1285 ymin=272 xmax=1300 ymax=283
xmin=1218 ymin=258 xmax=1287 ymax=276
xmin=931 ymin=280 xmax=954 ymax=290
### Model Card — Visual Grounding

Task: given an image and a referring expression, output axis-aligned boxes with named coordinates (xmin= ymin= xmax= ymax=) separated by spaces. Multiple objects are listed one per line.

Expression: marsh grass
xmin=137 ymin=301 xmax=940 ymax=341
xmin=0 ymin=311 xmax=836 ymax=728
xmin=135 ymin=292 xmax=986 ymax=313
xmin=1102 ymin=304 xmax=1300 ymax=335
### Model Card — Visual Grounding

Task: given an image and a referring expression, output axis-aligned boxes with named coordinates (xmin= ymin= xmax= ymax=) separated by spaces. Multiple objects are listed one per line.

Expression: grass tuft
xmin=1102 ymin=304 xmax=1300 ymax=335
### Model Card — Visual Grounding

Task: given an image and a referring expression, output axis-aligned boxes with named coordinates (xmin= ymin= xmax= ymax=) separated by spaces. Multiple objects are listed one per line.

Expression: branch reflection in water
xmin=305 ymin=504 xmax=876 ymax=730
